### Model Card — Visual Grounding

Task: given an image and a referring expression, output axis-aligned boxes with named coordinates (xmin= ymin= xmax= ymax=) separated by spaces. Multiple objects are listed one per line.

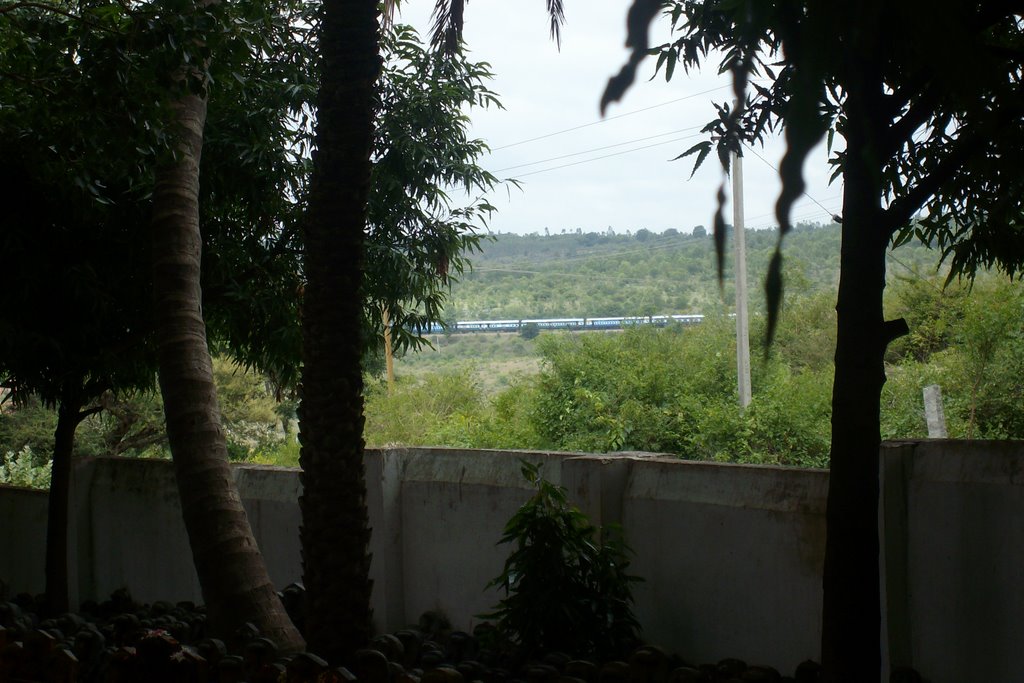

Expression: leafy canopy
xmin=365 ymin=23 xmax=511 ymax=356
xmin=606 ymin=1 xmax=1023 ymax=339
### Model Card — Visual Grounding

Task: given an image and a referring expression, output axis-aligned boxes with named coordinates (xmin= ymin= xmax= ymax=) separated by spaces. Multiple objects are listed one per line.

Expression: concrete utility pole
xmin=732 ymin=149 xmax=752 ymax=408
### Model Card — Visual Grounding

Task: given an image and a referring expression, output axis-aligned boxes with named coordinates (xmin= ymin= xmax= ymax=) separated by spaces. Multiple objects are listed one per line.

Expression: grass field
xmin=392 ymin=331 xmax=542 ymax=394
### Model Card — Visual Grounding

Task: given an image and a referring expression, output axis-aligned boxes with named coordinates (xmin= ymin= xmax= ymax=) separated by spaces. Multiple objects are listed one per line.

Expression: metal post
xmin=732 ymin=150 xmax=752 ymax=408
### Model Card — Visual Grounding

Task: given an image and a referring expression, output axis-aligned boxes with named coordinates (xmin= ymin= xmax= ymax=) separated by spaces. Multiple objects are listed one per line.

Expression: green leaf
xmin=671 ymin=140 xmax=712 ymax=179
xmin=764 ymin=248 xmax=784 ymax=350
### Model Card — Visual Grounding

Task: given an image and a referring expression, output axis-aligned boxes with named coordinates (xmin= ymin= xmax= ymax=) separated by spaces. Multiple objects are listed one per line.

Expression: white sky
xmin=397 ymin=0 xmax=843 ymax=236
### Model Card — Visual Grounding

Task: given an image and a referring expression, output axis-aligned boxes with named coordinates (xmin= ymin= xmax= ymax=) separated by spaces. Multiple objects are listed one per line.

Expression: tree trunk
xmin=44 ymin=389 xmax=83 ymax=615
xmin=298 ymin=0 xmax=380 ymax=662
xmin=820 ymin=54 xmax=890 ymax=683
xmin=152 ymin=89 xmax=304 ymax=652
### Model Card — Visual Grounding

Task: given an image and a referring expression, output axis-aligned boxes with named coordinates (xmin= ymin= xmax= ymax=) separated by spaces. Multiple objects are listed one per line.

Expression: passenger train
xmin=426 ymin=314 xmax=705 ymax=334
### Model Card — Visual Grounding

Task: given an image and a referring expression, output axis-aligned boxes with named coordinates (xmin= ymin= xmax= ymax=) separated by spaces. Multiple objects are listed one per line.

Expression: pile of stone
xmin=0 ymin=587 xmax=923 ymax=683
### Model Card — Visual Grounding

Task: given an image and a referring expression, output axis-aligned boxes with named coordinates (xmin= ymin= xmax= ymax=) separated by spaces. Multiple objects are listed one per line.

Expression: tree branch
xmin=882 ymin=133 xmax=981 ymax=237
xmin=882 ymin=102 xmax=1023 ymax=236
xmin=0 ymin=1 xmax=122 ymax=33
xmin=882 ymin=318 xmax=910 ymax=347
xmin=0 ymin=70 xmax=58 ymax=95
xmin=883 ymin=81 xmax=940 ymax=156
xmin=77 ymin=405 xmax=105 ymax=422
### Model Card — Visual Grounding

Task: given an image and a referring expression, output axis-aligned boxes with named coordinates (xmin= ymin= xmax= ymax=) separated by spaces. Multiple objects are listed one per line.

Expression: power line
xmin=494 ymin=125 xmax=705 ymax=172
xmin=737 ymin=142 xmax=942 ymax=288
xmin=512 ymin=132 xmax=705 ymax=178
xmin=491 ymin=85 xmax=732 ymax=151
xmin=741 ymin=143 xmax=839 ymax=219
xmin=743 ymin=197 xmax=843 ymax=225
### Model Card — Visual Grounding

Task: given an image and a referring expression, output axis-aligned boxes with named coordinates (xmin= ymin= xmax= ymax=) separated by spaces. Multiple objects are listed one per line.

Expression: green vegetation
xmin=0 ymin=447 xmax=52 ymax=489
xmin=393 ymin=333 xmax=541 ymax=394
xmin=482 ymin=461 xmax=641 ymax=659
xmin=381 ymin=244 xmax=1022 ymax=464
xmin=882 ymin=276 xmax=1024 ymax=440
xmin=4 ymin=227 xmax=1021 ymax=479
xmin=446 ymin=223 xmax=942 ymax=320
xmin=0 ymin=358 xmax=295 ymax=477
xmin=530 ymin=322 xmax=831 ymax=466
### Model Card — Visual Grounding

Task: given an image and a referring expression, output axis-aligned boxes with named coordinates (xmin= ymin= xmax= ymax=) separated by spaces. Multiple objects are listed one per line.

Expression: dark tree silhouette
xmin=607 ymin=2 xmax=1023 ymax=681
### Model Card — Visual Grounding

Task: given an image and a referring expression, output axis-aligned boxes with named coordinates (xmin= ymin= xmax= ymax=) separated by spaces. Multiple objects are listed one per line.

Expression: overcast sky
xmin=397 ymin=0 xmax=843 ymax=236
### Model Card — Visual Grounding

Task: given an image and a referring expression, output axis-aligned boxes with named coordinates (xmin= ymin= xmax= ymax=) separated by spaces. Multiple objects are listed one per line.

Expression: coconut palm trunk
xmin=151 ymin=88 xmax=305 ymax=652
xmin=298 ymin=0 xmax=380 ymax=662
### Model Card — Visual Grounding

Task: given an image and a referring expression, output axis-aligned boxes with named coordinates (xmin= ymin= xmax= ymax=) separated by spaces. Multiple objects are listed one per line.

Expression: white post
xmin=732 ymin=150 xmax=752 ymax=409
xmin=923 ymin=384 xmax=948 ymax=438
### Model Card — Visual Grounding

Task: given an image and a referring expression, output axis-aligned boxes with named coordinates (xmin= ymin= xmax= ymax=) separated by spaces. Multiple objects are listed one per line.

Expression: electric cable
xmin=493 ymin=124 xmax=705 ymax=172
xmin=491 ymin=84 xmax=733 ymax=151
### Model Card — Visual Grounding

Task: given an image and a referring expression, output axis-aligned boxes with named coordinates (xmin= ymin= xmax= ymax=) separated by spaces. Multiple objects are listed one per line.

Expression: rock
xmin=354 ymin=647 xmax=392 ymax=683
xmin=667 ymin=666 xmax=706 ymax=683
xmin=793 ymin=660 xmax=820 ymax=683
xmin=565 ymin=659 xmax=599 ymax=683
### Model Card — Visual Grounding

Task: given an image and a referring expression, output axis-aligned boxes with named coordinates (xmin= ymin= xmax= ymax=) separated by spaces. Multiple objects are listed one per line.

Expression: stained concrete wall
xmin=391 ymin=449 xmax=573 ymax=632
xmin=62 ymin=458 xmax=304 ymax=607
xmin=0 ymin=485 xmax=47 ymax=595
xmin=880 ymin=440 xmax=1024 ymax=683
xmin=1 ymin=441 xmax=1022 ymax=682
xmin=618 ymin=458 xmax=826 ymax=672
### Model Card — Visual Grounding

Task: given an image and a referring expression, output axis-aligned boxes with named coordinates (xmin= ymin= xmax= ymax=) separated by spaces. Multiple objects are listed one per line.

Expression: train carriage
xmin=421 ymin=314 xmax=706 ymax=335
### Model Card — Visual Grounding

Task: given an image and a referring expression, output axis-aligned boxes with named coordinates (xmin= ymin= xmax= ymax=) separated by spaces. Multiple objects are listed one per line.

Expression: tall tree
xmin=145 ymin=0 xmax=305 ymax=650
xmin=299 ymin=0 xmax=564 ymax=660
xmin=298 ymin=0 xmax=380 ymax=660
xmin=0 ymin=0 xmax=309 ymax=645
xmin=151 ymin=78 xmax=303 ymax=653
xmin=606 ymin=2 xmax=1023 ymax=681
xmin=0 ymin=2 xmax=161 ymax=614
xmin=365 ymin=23 xmax=508 ymax=356
xmin=0 ymin=150 xmax=154 ymax=613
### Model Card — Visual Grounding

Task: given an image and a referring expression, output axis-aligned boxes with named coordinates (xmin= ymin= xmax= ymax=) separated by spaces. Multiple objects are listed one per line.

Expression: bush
xmin=519 ymin=322 xmax=540 ymax=340
xmin=363 ymin=369 xmax=485 ymax=447
xmin=0 ymin=446 xmax=51 ymax=489
xmin=0 ymin=399 xmax=109 ymax=460
xmin=0 ymin=357 xmax=288 ymax=463
xmin=526 ymin=323 xmax=833 ymax=465
xmin=482 ymin=461 xmax=641 ymax=659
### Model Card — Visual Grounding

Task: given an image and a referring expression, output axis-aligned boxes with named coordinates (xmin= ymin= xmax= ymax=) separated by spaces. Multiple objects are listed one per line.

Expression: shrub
xmin=0 ymin=446 xmax=51 ymax=489
xmin=520 ymin=322 xmax=836 ymax=466
xmin=482 ymin=461 xmax=641 ymax=659
xmin=519 ymin=322 xmax=540 ymax=340
xmin=363 ymin=369 xmax=484 ymax=447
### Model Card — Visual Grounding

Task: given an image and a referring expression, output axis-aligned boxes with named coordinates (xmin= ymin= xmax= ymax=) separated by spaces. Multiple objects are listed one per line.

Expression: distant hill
xmin=445 ymin=222 xmax=946 ymax=320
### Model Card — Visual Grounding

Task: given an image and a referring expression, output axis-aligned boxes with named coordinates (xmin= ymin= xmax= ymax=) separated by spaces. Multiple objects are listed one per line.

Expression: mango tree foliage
xmin=607 ymin=2 xmax=1024 ymax=681
xmin=365 ymin=24 xmax=510 ymax=355
xmin=883 ymin=276 xmax=1024 ymax=440
xmin=0 ymin=0 xmax=313 ymax=637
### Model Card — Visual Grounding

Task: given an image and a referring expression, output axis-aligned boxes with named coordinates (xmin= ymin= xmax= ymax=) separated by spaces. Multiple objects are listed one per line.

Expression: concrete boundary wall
xmin=0 ymin=485 xmax=47 ymax=595
xmin=1 ymin=441 xmax=1022 ymax=681
xmin=880 ymin=440 xmax=1024 ymax=683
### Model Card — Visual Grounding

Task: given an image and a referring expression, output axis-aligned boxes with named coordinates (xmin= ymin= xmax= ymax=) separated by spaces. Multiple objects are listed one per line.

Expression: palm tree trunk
xmin=298 ymin=0 xmax=380 ymax=662
xmin=152 ymin=88 xmax=304 ymax=653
